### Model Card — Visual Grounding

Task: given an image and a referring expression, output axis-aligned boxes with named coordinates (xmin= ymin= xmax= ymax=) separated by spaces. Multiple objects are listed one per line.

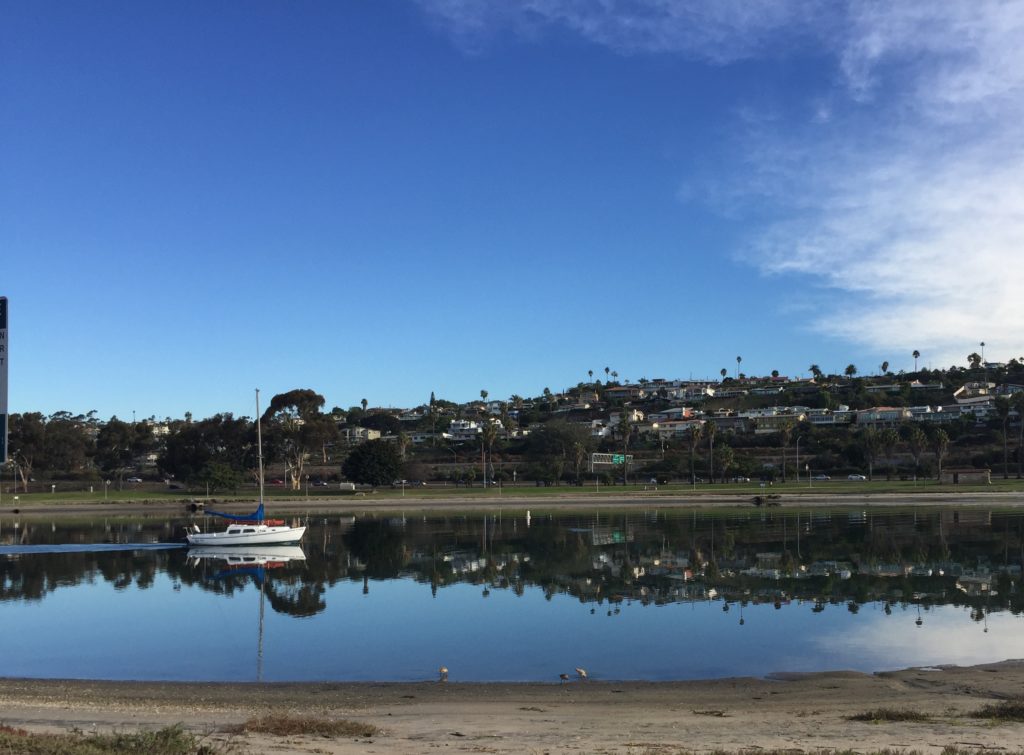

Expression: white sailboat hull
xmin=186 ymin=525 xmax=306 ymax=546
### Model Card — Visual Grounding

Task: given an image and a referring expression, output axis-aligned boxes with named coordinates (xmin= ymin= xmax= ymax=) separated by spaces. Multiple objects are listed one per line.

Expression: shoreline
xmin=5 ymin=489 xmax=1024 ymax=517
xmin=2 ymin=662 xmax=1024 ymax=752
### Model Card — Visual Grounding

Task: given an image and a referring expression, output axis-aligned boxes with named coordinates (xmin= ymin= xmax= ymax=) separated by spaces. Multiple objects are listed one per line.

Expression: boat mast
xmin=256 ymin=388 xmax=265 ymax=508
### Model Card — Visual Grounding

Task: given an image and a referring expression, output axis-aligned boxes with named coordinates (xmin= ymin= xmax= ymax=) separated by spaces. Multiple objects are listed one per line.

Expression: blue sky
xmin=3 ymin=1 xmax=1022 ymax=420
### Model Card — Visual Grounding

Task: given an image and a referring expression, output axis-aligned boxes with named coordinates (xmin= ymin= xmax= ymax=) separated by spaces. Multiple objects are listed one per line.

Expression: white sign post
xmin=0 ymin=296 xmax=7 ymax=464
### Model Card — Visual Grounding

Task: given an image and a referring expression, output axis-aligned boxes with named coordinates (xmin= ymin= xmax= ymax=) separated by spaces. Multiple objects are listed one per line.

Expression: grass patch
xmin=0 ymin=724 xmax=218 ymax=754
xmin=223 ymin=714 xmax=379 ymax=738
xmin=633 ymin=750 xmax=1024 ymax=755
xmin=970 ymin=698 xmax=1024 ymax=721
xmin=847 ymin=707 xmax=933 ymax=722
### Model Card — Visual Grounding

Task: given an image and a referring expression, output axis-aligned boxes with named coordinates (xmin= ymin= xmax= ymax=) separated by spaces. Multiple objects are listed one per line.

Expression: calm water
xmin=1 ymin=507 xmax=1022 ymax=682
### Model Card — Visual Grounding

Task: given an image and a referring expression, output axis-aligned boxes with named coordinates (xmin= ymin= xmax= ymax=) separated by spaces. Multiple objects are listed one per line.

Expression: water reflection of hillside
xmin=2 ymin=509 xmax=1022 ymax=623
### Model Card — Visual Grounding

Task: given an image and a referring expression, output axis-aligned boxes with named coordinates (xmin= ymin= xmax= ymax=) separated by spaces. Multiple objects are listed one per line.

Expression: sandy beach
xmin=1 ymin=662 xmax=1024 ymax=753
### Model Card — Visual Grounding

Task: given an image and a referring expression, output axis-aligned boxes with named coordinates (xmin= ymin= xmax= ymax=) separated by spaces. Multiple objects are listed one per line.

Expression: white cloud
xmin=415 ymin=0 xmax=1024 ymax=366
xmin=414 ymin=0 xmax=827 ymax=60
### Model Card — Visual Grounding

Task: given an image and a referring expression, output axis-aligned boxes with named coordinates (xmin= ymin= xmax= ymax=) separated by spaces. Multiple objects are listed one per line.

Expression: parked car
xmin=268 ymin=478 xmax=285 ymax=485
xmin=126 ymin=476 xmax=143 ymax=483
xmin=812 ymin=474 xmax=831 ymax=481
xmin=847 ymin=474 xmax=867 ymax=481
xmin=311 ymin=479 xmax=329 ymax=487
xmin=731 ymin=476 xmax=751 ymax=483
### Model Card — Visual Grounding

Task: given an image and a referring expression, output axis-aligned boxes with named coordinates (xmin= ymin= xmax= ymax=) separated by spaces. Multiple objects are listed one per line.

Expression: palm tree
xmin=480 ymin=420 xmax=499 ymax=486
xmin=687 ymin=424 xmax=704 ymax=485
xmin=588 ymin=369 xmax=593 ymax=383
xmin=907 ymin=426 xmax=927 ymax=479
xmin=720 ymin=368 xmax=727 ymax=381
xmin=880 ymin=360 xmax=889 ymax=375
xmin=844 ymin=364 xmax=857 ymax=378
xmin=912 ymin=350 xmax=920 ymax=371
xmin=716 ymin=443 xmax=734 ymax=483
xmin=617 ymin=412 xmax=633 ymax=484
xmin=706 ymin=420 xmax=717 ymax=483
xmin=361 ymin=398 xmax=368 ymax=412
xmin=604 ymin=366 xmax=610 ymax=380
xmin=480 ymin=389 xmax=488 ymax=402
xmin=735 ymin=355 xmax=742 ymax=379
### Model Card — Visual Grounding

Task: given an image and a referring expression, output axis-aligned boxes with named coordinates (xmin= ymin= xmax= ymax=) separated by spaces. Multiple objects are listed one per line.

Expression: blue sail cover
xmin=204 ymin=502 xmax=265 ymax=522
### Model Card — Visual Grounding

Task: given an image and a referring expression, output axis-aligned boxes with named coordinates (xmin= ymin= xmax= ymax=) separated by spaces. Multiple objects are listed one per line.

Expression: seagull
xmin=575 ymin=667 xmax=588 ymax=680
xmin=559 ymin=673 xmax=570 ymax=684
xmin=439 ymin=666 xmax=448 ymax=683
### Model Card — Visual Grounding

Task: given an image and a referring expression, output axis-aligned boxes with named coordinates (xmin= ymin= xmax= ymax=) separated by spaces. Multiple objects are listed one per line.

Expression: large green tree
xmin=7 ymin=412 xmax=45 ymax=490
xmin=341 ymin=439 xmax=402 ymax=487
xmin=262 ymin=389 xmax=338 ymax=490
xmin=94 ymin=417 xmax=154 ymax=483
xmin=524 ymin=421 xmax=593 ymax=485
xmin=158 ymin=413 xmax=251 ymax=485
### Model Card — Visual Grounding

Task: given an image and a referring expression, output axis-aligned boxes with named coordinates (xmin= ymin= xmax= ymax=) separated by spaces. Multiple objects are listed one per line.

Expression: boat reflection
xmin=186 ymin=545 xmax=308 ymax=681
xmin=186 ymin=545 xmax=307 ymax=569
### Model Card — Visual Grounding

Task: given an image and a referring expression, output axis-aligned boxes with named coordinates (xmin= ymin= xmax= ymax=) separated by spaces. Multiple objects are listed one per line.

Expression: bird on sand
xmin=559 ymin=673 xmax=570 ymax=684
xmin=439 ymin=666 xmax=448 ymax=682
xmin=575 ymin=667 xmax=588 ymax=680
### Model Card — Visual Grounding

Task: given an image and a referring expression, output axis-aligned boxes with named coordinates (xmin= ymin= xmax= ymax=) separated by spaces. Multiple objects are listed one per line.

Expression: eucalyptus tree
xmin=159 ymin=413 xmax=251 ymax=485
xmin=262 ymin=389 xmax=337 ymax=490
xmin=779 ymin=421 xmax=794 ymax=482
xmin=809 ymin=364 xmax=823 ymax=380
xmin=1014 ymin=393 xmax=1024 ymax=478
xmin=968 ymin=352 xmax=982 ymax=369
xmin=995 ymin=396 xmax=1011 ymax=478
xmin=932 ymin=429 xmax=950 ymax=481
xmin=857 ymin=425 xmax=880 ymax=480
xmin=41 ymin=411 xmax=91 ymax=474
xmin=7 ymin=412 xmax=45 ymax=490
xmin=879 ymin=427 xmax=900 ymax=479
xmin=94 ymin=417 xmax=153 ymax=484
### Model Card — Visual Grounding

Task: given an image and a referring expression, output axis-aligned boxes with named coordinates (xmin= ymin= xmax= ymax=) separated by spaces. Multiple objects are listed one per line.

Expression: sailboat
xmin=186 ymin=389 xmax=307 ymax=547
